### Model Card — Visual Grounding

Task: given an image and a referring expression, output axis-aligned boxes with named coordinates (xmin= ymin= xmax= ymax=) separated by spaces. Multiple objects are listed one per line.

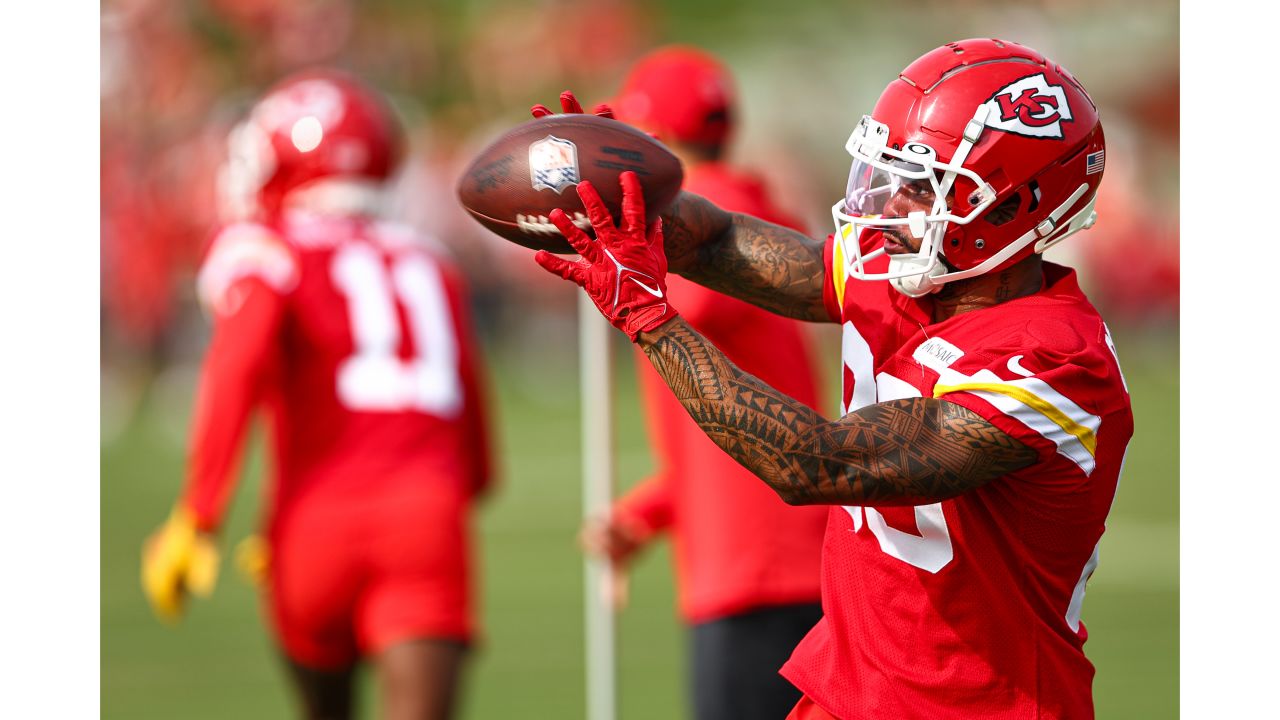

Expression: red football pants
xmin=265 ymin=485 xmax=474 ymax=669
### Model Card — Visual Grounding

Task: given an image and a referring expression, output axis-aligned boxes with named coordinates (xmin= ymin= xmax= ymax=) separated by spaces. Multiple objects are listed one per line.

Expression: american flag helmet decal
xmin=1085 ymin=150 xmax=1105 ymax=175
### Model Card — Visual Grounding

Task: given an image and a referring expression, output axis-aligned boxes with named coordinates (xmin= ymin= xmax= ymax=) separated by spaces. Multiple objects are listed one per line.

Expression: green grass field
xmin=102 ymin=325 xmax=1177 ymax=719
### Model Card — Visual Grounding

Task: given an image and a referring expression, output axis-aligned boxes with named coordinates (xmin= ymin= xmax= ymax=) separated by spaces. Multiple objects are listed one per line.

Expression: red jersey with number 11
xmin=181 ymin=210 xmax=492 ymax=530
xmin=780 ymin=233 xmax=1133 ymax=719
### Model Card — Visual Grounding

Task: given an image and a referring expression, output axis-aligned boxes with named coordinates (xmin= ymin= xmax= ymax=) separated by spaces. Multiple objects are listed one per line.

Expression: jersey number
xmin=331 ymin=243 xmax=462 ymax=416
xmin=841 ymin=321 xmax=954 ymax=573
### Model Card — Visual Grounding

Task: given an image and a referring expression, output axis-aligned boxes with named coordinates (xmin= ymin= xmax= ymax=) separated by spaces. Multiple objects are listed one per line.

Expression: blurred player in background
xmin=141 ymin=69 xmax=494 ymax=720
xmin=572 ymin=47 xmax=828 ymax=720
xmin=536 ymin=38 xmax=1132 ymax=719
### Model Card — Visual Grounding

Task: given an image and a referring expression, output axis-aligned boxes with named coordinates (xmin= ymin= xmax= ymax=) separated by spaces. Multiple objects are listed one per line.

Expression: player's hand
xmin=530 ymin=90 xmax=614 ymax=120
xmin=579 ymin=515 xmax=647 ymax=611
xmin=579 ymin=515 xmax=649 ymax=564
xmin=141 ymin=507 xmax=221 ymax=624
xmin=534 ymin=172 xmax=679 ymax=341
xmin=234 ymin=534 xmax=270 ymax=589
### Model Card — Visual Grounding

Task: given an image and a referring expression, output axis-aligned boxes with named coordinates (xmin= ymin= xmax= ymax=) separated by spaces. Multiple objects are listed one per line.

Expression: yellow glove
xmin=234 ymin=534 xmax=270 ymax=588
xmin=141 ymin=506 xmax=220 ymax=623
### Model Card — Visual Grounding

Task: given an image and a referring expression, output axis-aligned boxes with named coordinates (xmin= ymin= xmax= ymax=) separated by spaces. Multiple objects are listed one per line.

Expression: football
xmin=456 ymin=113 xmax=684 ymax=253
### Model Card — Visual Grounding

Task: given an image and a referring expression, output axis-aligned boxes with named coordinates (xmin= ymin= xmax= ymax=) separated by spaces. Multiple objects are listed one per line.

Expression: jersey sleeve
xmin=196 ymin=222 xmax=299 ymax=315
xmin=181 ymin=276 xmax=287 ymax=531
xmin=930 ymin=332 xmax=1125 ymax=480
xmin=611 ymin=472 xmax=674 ymax=542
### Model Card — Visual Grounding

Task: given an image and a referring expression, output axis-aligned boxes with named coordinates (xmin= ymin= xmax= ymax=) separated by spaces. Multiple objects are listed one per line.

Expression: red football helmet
xmin=218 ymin=68 xmax=404 ymax=221
xmin=612 ymin=46 xmax=735 ymax=148
xmin=832 ymin=39 xmax=1106 ymax=297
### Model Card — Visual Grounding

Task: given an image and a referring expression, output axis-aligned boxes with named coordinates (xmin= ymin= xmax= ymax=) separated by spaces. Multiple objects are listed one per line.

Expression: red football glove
xmin=531 ymin=90 xmax=614 ymax=119
xmin=534 ymin=172 xmax=678 ymax=341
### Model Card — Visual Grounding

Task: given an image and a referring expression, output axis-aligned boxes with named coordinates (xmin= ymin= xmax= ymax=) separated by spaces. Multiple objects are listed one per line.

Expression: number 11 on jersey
xmin=331 ymin=242 xmax=463 ymax=416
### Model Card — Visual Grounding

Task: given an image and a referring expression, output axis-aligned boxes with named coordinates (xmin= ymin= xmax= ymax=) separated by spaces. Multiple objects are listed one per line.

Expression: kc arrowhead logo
xmin=982 ymin=73 xmax=1073 ymax=139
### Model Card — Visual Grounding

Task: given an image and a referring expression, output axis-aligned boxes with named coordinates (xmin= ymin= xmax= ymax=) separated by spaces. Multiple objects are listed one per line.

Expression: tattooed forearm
xmin=660 ymin=192 xmax=829 ymax=322
xmin=639 ymin=318 xmax=1038 ymax=506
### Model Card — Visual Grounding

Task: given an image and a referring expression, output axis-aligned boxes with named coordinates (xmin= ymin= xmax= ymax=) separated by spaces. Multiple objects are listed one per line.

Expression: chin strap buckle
xmin=963 ymin=106 xmax=990 ymax=144
xmin=963 ymin=120 xmax=984 ymax=144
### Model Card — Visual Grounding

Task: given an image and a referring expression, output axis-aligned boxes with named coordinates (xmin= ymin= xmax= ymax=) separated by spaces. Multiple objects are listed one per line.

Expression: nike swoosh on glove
xmin=534 ymin=171 xmax=679 ymax=341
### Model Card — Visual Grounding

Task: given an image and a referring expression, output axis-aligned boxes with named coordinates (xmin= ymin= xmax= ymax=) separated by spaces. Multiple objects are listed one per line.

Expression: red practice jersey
xmin=181 ymin=210 xmax=493 ymax=532
xmin=614 ymin=162 xmax=828 ymax=623
xmin=780 ymin=233 xmax=1133 ymax=718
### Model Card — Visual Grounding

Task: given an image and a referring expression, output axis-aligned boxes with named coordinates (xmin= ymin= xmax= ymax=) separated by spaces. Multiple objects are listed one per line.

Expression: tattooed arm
xmin=637 ymin=317 xmax=1039 ymax=506
xmin=659 ymin=192 xmax=830 ymax=322
xmin=535 ymin=175 xmax=1034 ymax=504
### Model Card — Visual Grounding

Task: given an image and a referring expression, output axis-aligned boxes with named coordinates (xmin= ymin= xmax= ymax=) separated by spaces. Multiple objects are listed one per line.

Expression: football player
xmin=534 ymin=39 xmax=1131 ymax=719
xmin=141 ymin=70 xmax=494 ymax=720
xmin=543 ymin=47 xmax=829 ymax=720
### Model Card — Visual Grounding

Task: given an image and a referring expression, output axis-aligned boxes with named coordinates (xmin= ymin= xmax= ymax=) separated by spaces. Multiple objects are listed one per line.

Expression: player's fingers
xmin=559 ymin=91 xmax=585 ymax=115
xmin=187 ymin=539 xmax=219 ymax=597
xmin=530 ymin=103 xmax=554 ymax=119
xmin=592 ymin=102 xmax=615 ymax=119
xmin=619 ymin=171 xmax=646 ymax=235
xmin=647 ymin=216 xmax=664 ymax=245
xmin=648 ymin=217 xmax=669 ymax=274
xmin=577 ymin=521 xmax=609 ymax=556
xmin=600 ymin=522 xmax=636 ymax=556
xmin=576 ymin=181 xmax=618 ymax=241
xmin=234 ymin=535 xmax=269 ymax=588
xmin=548 ymin=209 xmax=600 ymax=262
xmin=141 ymin=554 xmax=183 ymax=622
xmin=534 ymin=249 xmax=587 ymax=285
xmin=607 ymin=564 xmax=630 ymax=611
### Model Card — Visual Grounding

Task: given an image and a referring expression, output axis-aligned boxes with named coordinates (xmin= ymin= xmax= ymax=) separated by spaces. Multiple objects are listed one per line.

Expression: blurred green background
xmin=102 ymin=0 xmax=1178 ymax=717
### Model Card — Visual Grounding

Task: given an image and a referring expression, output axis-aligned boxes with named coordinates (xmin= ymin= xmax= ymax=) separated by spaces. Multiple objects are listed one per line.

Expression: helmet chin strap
xmin=888 ymin=221 xmax=948 ymax=297
xmin=889 ymin=254 xmax=946 ymax=297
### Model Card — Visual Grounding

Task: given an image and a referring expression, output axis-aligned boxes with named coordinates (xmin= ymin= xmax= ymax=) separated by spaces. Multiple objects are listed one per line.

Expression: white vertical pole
xmin=580 ymin=294 xmax=616 ymax=720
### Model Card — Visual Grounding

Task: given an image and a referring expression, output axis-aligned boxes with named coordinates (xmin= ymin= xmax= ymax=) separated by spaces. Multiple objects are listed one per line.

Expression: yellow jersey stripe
xmin=832 ymin=231 xmax=848 ymax=310
xmin=934 ymin=381 xmax=1098 ymax=456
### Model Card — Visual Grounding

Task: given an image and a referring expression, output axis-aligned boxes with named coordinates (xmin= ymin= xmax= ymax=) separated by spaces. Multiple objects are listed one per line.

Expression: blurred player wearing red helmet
xmin=535 ymin=39 xmax=1132 ymax=719
xmin=566 ymin=47 xmax=828 ymax=720
xmin=142 ymin=69 xmax=494 ymax=720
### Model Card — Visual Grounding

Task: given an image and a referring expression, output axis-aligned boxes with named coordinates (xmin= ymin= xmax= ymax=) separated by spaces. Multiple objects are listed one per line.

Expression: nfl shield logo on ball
xmin=529 ymin=135 xmax=581 ymax=194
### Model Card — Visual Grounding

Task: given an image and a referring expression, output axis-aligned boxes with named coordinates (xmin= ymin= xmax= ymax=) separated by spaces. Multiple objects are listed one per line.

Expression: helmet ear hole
xmin=1027 ymin=181 xmax=1042 ymax=213
xmin=983 ymin=192 xmax=1022 ymax=227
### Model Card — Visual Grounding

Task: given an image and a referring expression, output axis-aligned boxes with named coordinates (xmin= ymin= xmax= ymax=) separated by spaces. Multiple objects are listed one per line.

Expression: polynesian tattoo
xmin=660 ymin=192 xmax=830 ymax=322
xmin=638 ymin=318 xmax=1039 ymax=506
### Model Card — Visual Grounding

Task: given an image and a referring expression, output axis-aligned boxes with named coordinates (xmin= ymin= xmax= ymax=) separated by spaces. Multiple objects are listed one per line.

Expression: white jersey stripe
xmin=933 ymin=367 xmax=1101 ymax=476
xmin=197 ymin=224 xmax=299 ymax=314
xmin=1065 ymin=541 xmax=1100 ymax=632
